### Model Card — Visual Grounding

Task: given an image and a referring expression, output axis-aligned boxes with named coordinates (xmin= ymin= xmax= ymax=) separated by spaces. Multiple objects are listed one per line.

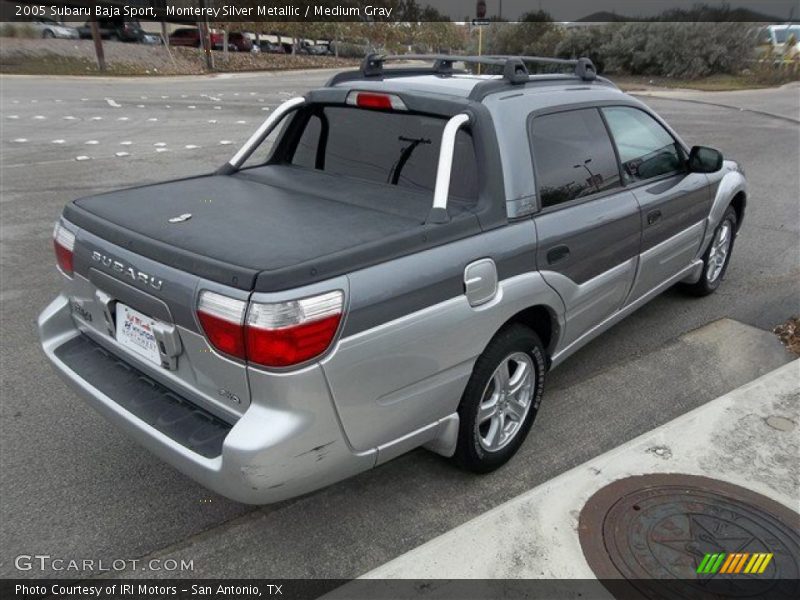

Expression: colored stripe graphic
xmin=719 ymin=553 xmax=736 ymax=574
xmin=698 ymin=552 xmax=774 ymax=575
xmin=744 ymin=554 xmax=760 ymax=574
xmin=758 ymin=553 xmax=773 ymax=574
xmin=696 ymin=554 xmax=712 ymax=573
xmin=733 ymin=553 xmax=750 ymax=573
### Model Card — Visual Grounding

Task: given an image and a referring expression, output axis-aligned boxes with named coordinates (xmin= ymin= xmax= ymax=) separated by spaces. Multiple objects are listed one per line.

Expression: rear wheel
xmin=453 ymin=324 xmax=546 ymax=473
xmin=42 ymin=30 xmax=55 ymax=39
xmin=683 ymin=206 xmax=737 ymax=297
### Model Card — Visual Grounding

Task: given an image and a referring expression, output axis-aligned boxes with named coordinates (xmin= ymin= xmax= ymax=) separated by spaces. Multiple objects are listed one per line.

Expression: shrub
xmin=555 ymin=25 xmax=621 ymax=73
xmin=329 ymin=41 xmax=368 ymax=58
xmin=1 ymin=24 xmax=38 ymax=38
xmin=485 ymin=12 xmax=565 ymax=63
xmin=602 ymin=22 xmax=754 ymax=78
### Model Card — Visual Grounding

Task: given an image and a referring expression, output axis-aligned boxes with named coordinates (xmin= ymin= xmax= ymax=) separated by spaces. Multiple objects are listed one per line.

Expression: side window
xmin=602 ymin=107 xmax=684 ymax=183
xmin=529 ymin=108 xmax=622 ymax=208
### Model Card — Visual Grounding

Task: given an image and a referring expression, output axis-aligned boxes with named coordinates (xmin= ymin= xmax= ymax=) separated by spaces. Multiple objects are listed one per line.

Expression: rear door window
xmin=601 ymin=107 xmax=685 ymax=183
xmin=289 ymin=106 xmax=478 ymax=201
xmin=529 ymin=108 xmax=622 ymax=208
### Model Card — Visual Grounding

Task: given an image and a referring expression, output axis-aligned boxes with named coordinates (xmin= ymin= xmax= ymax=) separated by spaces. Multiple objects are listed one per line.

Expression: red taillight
xmin=53 ymin=222 xmax=75 ymax=276
xmin=247 ymin=314 xmax=341 ymax=367
xmin=197 ymin=290 xmax=343 ymax=368
xmin=346 ymin=91 xmax=407 ymax=111
xmin=197 ymin=291 xmax=247 ymax=360
xmin=246 ymin=291 xmax=344 ymax=367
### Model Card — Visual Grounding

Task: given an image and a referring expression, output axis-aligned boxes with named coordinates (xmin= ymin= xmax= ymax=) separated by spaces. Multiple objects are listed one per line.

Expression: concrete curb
xmin=359 ymin=359 xmax=799 ymax=580
xmin=631 ymin=90 xmax=800 ymax=124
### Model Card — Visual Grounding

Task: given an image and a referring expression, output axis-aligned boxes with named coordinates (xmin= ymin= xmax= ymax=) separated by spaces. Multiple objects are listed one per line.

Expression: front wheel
xmin=683 ymin=206 xmax=738 ymax=297
xmin=453 ymin=324 xmax=546 ymax=473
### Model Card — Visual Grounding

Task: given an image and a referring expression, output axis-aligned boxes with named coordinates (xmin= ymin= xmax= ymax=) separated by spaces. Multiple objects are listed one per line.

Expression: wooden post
xmin=200 ymin=21 xmax=213 ymax=70
xmin=161 ymin=21 xmax=176 ymax=68
xmin=90 ymin=20 xmax=106 ymax=72
xmin=477 ymin=26 xmax=482 ymax=74
xmin=199 ymin=0 xmax=213 ymax=70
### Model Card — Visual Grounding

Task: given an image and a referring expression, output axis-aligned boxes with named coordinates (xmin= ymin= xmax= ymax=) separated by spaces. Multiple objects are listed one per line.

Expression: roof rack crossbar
xmin=351 ymin=54 xmax=597 ymax=84
xmin=488 ymin=55 xmax=597 ymax=80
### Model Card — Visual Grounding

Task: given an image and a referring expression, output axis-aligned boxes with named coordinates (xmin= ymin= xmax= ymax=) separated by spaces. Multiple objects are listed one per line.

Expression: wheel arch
xmin=730 ymin=190 xmax=746 ymax=232
xmin=497 ymin=303 xmax=561 ymax=366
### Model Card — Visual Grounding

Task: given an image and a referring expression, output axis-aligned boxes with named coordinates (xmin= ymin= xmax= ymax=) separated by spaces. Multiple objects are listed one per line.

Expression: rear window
xmin=288 ymin=106 xmax=479 ymax=201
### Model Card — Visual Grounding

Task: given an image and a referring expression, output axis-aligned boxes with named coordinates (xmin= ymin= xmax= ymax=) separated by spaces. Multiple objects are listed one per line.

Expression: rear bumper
xmin=38 ymin=295 xmax=375 ymax=504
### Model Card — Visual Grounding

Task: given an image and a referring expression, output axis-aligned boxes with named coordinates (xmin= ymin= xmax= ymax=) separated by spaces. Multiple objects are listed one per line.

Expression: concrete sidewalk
xmin=356 ymin=359 xmax=799 ymax=584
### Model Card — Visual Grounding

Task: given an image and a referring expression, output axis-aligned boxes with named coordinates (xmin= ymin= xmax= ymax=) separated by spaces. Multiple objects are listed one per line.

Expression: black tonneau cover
xmin=64 ymin=165 xmax=481 ymax=292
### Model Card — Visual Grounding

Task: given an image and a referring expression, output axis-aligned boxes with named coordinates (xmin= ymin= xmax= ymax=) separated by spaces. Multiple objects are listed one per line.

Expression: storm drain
xmin=578 ymin=474 xmax=800 ymax=599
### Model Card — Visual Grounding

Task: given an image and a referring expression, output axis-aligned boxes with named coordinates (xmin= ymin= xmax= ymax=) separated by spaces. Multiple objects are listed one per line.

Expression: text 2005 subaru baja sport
xmin=39 ymin=55 xmax=746 ymax=503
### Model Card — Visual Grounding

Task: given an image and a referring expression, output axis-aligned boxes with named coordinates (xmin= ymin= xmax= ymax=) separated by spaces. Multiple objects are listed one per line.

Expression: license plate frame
xmin=115 ymin=303 xmax=162 ymax=366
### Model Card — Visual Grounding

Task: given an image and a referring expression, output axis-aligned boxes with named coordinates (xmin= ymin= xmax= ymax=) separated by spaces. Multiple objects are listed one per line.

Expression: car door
xmin=530 ymin=108 xmax=641 ymax=348
xmin=601 ymin=106 xmax=713 ymax=301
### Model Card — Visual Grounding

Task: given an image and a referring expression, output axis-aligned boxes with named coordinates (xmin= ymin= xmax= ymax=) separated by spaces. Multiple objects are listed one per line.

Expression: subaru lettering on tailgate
xmin=92 ymin=250 xmax=163 ymax=291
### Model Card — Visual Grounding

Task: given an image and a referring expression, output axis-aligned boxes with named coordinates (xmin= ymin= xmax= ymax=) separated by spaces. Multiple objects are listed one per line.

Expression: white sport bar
xmin=228 ymin=96 xmax=306 ymax=169
xmin=429 ymin=113 xmax=471 ymax=223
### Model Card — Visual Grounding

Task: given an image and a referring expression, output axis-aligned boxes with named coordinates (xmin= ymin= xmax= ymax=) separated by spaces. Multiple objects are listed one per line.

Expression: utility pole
xmin=89 ymin=20 xmax=106 ymax=72
xmin=475 ymin=0 xmax=488 ymax=74
xmin=199 ymin=0 xmax=213 ymax=70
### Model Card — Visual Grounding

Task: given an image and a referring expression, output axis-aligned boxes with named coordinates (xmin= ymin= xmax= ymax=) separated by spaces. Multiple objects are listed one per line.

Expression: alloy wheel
xmin=477 ymin=352 xmax=535 ymax=452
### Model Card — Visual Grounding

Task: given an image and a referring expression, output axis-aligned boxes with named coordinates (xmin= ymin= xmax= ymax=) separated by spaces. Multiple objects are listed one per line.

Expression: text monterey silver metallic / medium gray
xmin=38 ymin=55 xmax=747 ymax=503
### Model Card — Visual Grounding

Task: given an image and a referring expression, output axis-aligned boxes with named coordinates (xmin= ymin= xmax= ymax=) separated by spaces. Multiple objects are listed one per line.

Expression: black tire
xmin=682 ymin=206 xmax=738 ymax=297
xmin=453 ymin=324 xmax=546 ymax=473
xmin=42 ymin=30 xmax=55 ymax=39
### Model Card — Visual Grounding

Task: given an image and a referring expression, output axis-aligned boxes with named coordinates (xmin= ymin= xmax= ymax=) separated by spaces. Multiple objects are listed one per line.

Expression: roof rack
xmin=327 ymin=53 xmax=596 ymax=87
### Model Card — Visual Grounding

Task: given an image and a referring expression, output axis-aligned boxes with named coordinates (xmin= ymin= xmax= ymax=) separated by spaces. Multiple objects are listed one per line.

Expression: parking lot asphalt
xmin=1 ymin=71 xmax=798 ymax=579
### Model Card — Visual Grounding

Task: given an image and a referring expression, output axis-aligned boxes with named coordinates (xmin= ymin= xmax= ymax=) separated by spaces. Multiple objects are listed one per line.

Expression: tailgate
xmin=63 ymin=224 xmax=251 ymax=419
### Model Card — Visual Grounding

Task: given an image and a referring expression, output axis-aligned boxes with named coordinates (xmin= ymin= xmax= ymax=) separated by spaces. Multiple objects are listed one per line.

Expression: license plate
xmin=115 ymin=303 xmax=161 ymax=366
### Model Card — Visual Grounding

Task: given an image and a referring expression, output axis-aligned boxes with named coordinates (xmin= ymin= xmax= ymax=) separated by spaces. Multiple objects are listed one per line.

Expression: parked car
xmin=141 ymin=32 xmax=162 ymax=46
xmin=297 ymin=41 xmax=332 ymax=55
xmin=78 ymin=17 xmax=144 ymax=43
xmin=168 ymin=27 xmax=224 ymax=50
xmin=259 ymin=40 xmax=286 ymax=54
xmin=307 ymin=43 xmax=333 ymax=56
xmin=227 ymin=32 xmax=252 ymax=52
xmin=756 ymin=24 xmax=800 ymax=57
xmin=0 ymin=16 xmax=78 ymax=39
xmin=39 ymin=54 xmax=746 ymax=504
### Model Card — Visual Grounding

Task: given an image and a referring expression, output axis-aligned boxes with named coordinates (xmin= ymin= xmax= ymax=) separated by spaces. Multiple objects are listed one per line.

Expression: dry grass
xmin=774 ymin=317 xmax=800 ymax=356
xmin=614 ymin=72 xmax=799 ymax=92
xmin=0 ymin=38 xmax=358 ymax=76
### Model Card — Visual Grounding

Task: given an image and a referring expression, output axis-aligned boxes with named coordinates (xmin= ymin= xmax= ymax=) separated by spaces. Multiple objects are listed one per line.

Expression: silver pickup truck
xmin=39 ymin=54 xmax=747 ymax=504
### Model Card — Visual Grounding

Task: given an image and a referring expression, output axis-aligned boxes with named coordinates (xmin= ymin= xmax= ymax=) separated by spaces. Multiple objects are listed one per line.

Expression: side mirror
xmin=688 ymin=146 xmax=723 ymax=173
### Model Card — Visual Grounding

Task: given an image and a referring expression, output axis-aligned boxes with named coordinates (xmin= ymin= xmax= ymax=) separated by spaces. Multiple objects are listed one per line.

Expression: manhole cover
xmin=579 ymin=474 xmax=800 ymax=599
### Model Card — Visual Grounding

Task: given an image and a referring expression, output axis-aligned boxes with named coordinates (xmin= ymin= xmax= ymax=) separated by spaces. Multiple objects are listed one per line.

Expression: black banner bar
xmin=3 ymin=578 xmax=800 ymax=600
xmin=3 ymin=0 xmax=799 ymax=23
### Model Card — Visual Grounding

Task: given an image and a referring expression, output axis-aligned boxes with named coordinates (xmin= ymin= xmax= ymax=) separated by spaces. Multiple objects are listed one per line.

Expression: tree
xmin=485 ymin=11 xmax=564 ymax=60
